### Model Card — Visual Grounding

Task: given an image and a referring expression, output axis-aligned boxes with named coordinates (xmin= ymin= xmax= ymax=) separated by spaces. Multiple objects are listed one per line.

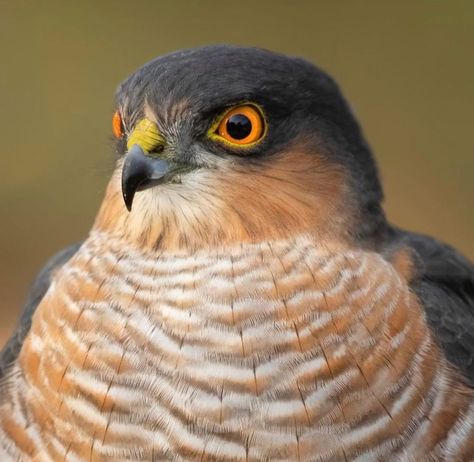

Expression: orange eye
xmin=112 ymin=110 xmax=124 ymax=138
xmin=215 ymin=105 xmax=265 ymax=146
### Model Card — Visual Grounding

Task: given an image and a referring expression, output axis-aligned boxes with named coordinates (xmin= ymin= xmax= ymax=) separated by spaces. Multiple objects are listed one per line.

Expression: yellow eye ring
xmin=112 ymin=110 xmax=124 ymax=138
xmin=210 ymin=104 xmax=266 ymax=147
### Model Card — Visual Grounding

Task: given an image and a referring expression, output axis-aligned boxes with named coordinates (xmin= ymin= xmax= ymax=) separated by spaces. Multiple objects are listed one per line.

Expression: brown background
xmin=0 ymin=1 xmax=473 ymax=347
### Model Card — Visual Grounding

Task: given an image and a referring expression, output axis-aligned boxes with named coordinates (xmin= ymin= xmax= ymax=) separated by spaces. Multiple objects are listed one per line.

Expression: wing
xmin=0 ymin=243 xmax=81 ymax=379
xmin=392 ymin=227 xmax=474 ymax=385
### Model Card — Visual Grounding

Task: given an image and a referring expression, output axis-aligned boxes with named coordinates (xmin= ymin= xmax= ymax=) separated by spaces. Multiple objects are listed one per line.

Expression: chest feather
xmin=1 ymin=233 xmax=473 ymax=461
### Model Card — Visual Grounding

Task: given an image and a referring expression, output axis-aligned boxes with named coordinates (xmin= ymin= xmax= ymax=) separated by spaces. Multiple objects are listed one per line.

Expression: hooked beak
xmin=121 ymin=144 xmax=170 ymax=211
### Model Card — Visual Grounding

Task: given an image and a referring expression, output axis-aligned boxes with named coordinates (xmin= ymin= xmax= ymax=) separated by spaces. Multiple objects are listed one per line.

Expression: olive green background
xmin=0 ymin=1 xmax=473 ymax=347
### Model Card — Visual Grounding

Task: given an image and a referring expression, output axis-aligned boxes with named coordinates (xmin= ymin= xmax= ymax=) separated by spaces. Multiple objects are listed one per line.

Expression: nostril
xmin=151 ymin=145 xmax=165 ymax=154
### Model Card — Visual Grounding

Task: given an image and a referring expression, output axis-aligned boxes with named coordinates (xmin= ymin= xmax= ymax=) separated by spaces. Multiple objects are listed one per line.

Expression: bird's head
xmin=94 ymin=46 xmax=385 ymax=250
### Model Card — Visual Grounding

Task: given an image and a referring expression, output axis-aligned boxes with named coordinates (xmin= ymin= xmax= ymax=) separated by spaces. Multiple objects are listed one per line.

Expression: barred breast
xmin=0 ymin=232 xmax=473 ymax=461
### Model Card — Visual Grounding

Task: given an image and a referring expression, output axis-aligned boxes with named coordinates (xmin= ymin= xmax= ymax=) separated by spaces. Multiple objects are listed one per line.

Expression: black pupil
xmin=226 ymin=114 xmax=252 ymax=140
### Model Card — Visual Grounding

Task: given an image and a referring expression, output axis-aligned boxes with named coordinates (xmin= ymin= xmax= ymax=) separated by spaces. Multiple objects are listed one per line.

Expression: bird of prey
xmin=0 ymin=45 xmax=473 ymax=462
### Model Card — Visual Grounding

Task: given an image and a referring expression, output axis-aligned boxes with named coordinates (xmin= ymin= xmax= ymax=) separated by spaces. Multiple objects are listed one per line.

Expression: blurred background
xmin=0 ymin=1 xmax=473 ymax=347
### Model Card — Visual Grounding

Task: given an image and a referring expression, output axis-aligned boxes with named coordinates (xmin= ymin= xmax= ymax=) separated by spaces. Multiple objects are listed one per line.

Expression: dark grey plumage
xmin=0 ymin=244 xmax=80 ymax=380
xmin=393 ymin=229 xmax=474 ymax=384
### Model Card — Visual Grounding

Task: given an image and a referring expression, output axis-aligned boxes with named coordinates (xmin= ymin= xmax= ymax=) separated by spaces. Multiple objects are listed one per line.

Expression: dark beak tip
xmin=121 ymin=166 xmax=138 ymax=212
xmin=123 ymin=192 xmax=134 ymax=212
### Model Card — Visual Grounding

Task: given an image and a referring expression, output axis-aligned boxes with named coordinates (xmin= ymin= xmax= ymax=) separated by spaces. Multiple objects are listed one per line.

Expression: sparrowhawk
xmin=0 ymin=45 xmax=473 ymax=461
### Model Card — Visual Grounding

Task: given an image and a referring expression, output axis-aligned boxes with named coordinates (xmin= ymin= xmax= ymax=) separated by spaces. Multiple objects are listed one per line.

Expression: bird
xmin=0 ymin=45 xmax=473 ymax=462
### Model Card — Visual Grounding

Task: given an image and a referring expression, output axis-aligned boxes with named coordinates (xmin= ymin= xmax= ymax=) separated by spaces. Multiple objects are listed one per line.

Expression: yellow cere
xmin=127 ymin=118 xmax=165 ymax=153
